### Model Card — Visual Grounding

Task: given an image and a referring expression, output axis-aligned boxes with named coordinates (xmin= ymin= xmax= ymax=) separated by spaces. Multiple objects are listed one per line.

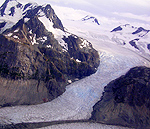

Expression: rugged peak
xmin=110 ymin=26 xmax=122 ymax=32
xmin=111 ymin=24 xmax=136 ymax=32
xmin=0 ymin=0 xmax=21 ymax=16
xmin=82 ymin=15 xmax=100 ymax=25
xmin=0 ymin=0 xmax=64 ymax=33
xmin=111 ymin=24 xmax=150 ymax=36
xmin=42 ymin=4 xmax=64 ymax=30
xmin=0 ymin=0 xmax=100 ymax=107
xmin=0 ymin=0 xmax=18 ymax=8
xmin=132 ymin=27 xmax=150 ymax=37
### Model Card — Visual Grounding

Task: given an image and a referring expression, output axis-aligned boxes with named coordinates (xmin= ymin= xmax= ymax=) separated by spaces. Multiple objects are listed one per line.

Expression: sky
xmin=1 ymin=0 xmax=150 ymax=25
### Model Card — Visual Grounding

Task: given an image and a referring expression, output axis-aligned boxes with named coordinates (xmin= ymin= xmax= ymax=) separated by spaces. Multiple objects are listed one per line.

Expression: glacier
xmin=0 ymin=32 xmax=149 ymax=128
xmin=0 ymin=4 xmax=150 ymax=129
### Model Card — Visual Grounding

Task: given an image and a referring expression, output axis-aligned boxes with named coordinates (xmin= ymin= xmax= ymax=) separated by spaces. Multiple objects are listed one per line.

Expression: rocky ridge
xmin=0 ymin=0 xmax=100 ymax=107
xmin=91 ymin=66 xmax=150 ymax=128
xmin=82 ymin=15 xmax=100 ymax=25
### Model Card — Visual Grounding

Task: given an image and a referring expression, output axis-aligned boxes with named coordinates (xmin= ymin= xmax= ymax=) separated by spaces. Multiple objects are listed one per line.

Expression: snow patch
xmin=80 ymin=40 xmax=90 ymax=48
xmin=37 ymin=36 xmax=47 ymax=43
xmin=68 ymin=80 xmax=72 ymax=84
xmin=29 ymin=30 xmax=32 ymax=34
xmin=38 ymin=16 xmax=69 ymax=51
xmin=0 ymin=2 xmax=39 ymax=34
xmin=37 ymin=9 xmax=45 ymax=17
xmin=14 ymin=28 xmax=19 ymax=33
xmin=6 ymin=33 xmax=13 ymax=37
xmin=76 ymin=59 xmax=81 ymax=63
xmin=13 ymin=35 xmax=19 ymax=39
xmin=31 ymin=34 xmax=38 ymax=45
xmin=46 ymin=45 xmax=52 ymax=48
xmin=22 ymin=2 xmax=38 ymax=12
xmin=43 ymin=36 xmax=47 ymax=41
xmin=24 ymin=18 xmax=30 ymax=23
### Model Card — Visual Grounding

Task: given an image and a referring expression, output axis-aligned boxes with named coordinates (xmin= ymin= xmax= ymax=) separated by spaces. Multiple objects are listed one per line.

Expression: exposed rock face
xmin=91 ymin=66 xmax=150 ymax=128
xmin=82 ymin=15 xmax=100 ymax=25
xmin=148 ymin=44 xmax=150 ymax=50
xmin=132 ymin=27 xmax=150 ymax=36
xmin=0 ymin=0 xmax=100 ymax=107
xmin=110 ymin=26 xmax=122 ymax=32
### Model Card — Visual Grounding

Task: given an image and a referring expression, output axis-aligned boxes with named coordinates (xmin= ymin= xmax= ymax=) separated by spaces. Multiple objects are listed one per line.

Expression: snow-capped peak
xmin=111 ymin=24 xmax=137 ymax=33
xmin=111 ymin=24 xmax=150 ymax=37
xmin=0 ymin=0 xmax=64 ymax=33
xmin=110 ymin=24 xmax=150 ymax=58
xmin=0 ymin=0 xmax=22 ymax=16
xmin=132 ymin=27 xmax=150 ymax=37
xmin=82 ymin=15 xmax=100 ymax=25
xmin=0 ymin=0 xmax=94 ymax=54
xmin=0 ymin=0 xmax=24 ymax=33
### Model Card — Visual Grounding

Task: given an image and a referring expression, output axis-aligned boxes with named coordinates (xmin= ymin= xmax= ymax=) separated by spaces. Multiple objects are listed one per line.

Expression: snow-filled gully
xmin=0 ymin=39 xmax=150 ymax=128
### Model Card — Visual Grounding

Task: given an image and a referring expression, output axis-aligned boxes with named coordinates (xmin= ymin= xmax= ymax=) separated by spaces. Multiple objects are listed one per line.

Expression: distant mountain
xmin=111 ymin=24 xmax=150 ymax=58
xmin=82 ymin=15 xmax=100 ymax=25
xmin=0 ymin=0 xmax=100 ymax=107
xmin=132 ymin=27 xmax=150 ymax=36
xmin=111 ymin=24 xmax=149 ymax=37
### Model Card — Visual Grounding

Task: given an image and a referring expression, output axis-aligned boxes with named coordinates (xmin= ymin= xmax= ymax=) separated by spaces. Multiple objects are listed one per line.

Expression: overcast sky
xmin=1 ymin=0 xmax=150 ymax=25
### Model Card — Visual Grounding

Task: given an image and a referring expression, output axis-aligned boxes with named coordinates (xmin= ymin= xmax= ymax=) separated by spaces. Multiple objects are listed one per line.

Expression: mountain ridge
xmin=81 ymin=15 xmax=100 ymax=25
xmin=91 ymin=66 xmax=150 ymax=128
xmin=0 ymin=0 xmax=100 ymax=107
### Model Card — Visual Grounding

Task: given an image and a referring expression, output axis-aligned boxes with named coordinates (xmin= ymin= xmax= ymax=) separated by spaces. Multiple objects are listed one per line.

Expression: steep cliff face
xmin=91 ymin=66 xmax=150 ymax=128
xmin=0 ymin=0 xmax=100 ymax=107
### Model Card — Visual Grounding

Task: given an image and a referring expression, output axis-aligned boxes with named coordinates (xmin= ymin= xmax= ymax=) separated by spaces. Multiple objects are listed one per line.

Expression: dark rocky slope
xmin=91 ymin=66 xmax=150 ymax=128
xmin=0 ymin=0 xmax=100 ymax=107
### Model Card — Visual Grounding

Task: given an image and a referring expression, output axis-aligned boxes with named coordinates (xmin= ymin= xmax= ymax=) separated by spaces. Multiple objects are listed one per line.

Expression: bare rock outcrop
xmin=91 ymin=66 xmax=150 ymax=128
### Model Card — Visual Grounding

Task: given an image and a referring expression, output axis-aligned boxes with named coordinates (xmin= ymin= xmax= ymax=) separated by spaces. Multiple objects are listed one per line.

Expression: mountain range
xmin=0 ymin=0 xmax=150 ymax=129
xmin=55 ymin=8 xmax=150 ymax=60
